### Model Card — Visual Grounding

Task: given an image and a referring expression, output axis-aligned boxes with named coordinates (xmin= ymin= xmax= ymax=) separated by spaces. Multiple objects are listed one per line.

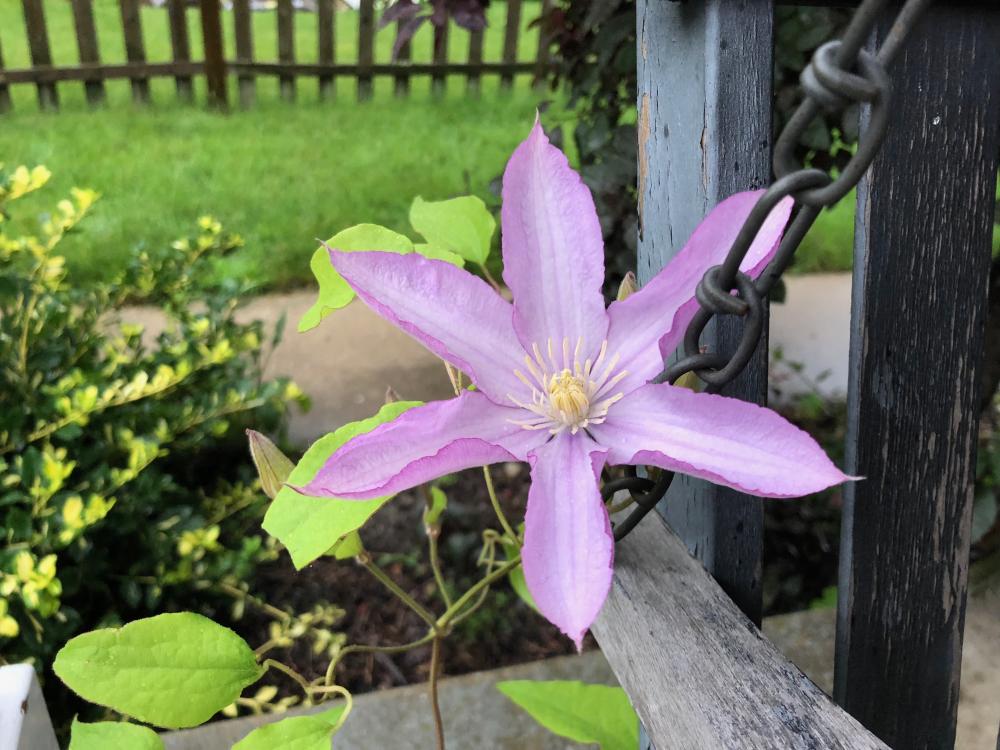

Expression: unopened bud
xmin=246 ymin=430 xmax=295 ymax=499
xmin=616 ymin=271 xmax=638 ymax=301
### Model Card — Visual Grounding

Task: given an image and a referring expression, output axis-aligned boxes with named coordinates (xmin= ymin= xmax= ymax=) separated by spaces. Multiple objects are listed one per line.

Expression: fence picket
xmin=119 ymin=0 xmax=149 ymax=103
xmin=394 ymin=18 xmax=412 ymax=97
xmin=500 ymin=0 xmax=522 ymax=89
xmin=276 ymin=0 xmax=295 ymax=101
xmin=431 ymin=21 xmax=448 ymax=97
xmin=317 ymin=0 xmax=335 ymax=100
xmin=233 ymin=0 xmax=255 ymax=107
xmin=358 ymin=0 xmax=374 ymax=100
xmin=0 ymin=32 xmax=12 ymax=114
xmin=199 ymin=0 xmax=227 ymax=108
xmin=70 ymin=0 xmax=104 ymax=105
xmin=466 ymin=28 xmax=484 ymax=95
xmin=835 ymin=9 xmax=1000 ymax=748
xmin=21 ymin=0 xmax=59 ymax=110
xmin=166 ymin=0 xmax=193 ymax=102
xmin=533 ymin=0 xmax=552 ymax=87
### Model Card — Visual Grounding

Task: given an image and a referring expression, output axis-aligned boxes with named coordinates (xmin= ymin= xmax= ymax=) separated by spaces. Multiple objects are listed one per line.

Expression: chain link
xmin=613 ymin=0 xmax=934 ymax=542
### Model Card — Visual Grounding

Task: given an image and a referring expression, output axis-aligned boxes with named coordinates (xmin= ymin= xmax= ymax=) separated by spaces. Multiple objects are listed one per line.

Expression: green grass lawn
xmin=0 ymin=1 xmax=557 ymax=288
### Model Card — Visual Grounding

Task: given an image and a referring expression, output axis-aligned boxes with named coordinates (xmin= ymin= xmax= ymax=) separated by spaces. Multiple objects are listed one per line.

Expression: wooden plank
xmin=357 ymin=0 xmax=375 ymax=100
xmin=1 ymin=61 xmax=203 ymax=84
xmin=21 ymin=0 xmax=59 ymax=109
xmin=166 ymin=0 xmax=193 ymax=102
xmin=430 ymin=20 xmax=448 ymax=97
xmin=0 ymin=33 xmax=12 ymax=114
xmin=533 ymin=0 xmax=552 ymax=88
xmin=277 ymin=0 xmax=295 ymax=101
xmin=317 ymin=0 xmax=335 ymax=100
xmin=199 ymin=0 xmax=227 ymax=108
xmin=233 ymin=0 xmax=255 ymax=107
xmin=226 ymin=60 xmax=535 ymax=77
xmin=500 ymin=0 xmax=522 ymax=89
xmin=119 ymin=0 xmax=149 ymax=103
xmin=466 ymin=28 xmax=483 ymax=95
xmin=70 ymin=0 xmax=104 ymax=105
xmin=590 ymin=512 xmax=889 ymax=750
xmin=394 ymin=18 xmax=412 ymax=97
xmin=636 ymin=0 xmax=773 ymax=625
xmin=834 ymin=8 xmax=1000 ymax=749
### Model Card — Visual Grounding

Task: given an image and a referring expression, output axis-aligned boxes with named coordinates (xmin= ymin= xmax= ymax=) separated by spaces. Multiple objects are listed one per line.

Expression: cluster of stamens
xmin=509 ymin=337 xmax=627 ymax=435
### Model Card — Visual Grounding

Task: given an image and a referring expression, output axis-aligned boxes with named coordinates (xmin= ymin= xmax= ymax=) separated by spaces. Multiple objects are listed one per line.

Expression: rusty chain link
xmin=611 ymin=0 xmax=935 ymax=542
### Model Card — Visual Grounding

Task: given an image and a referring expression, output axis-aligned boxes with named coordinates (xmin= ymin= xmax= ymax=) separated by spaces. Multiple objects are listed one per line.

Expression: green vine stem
xmin=323 ymin=633 xmax=437 ymax=687
xmin=427 ymin=525 xmax=454 ymax=609
xmin=360 ymin=554 xmax=438 ymax=629
xmin=429 ymin=636 xmax=446 ymax=750
xmin=483 ymin=466 xmax=519 ymax=545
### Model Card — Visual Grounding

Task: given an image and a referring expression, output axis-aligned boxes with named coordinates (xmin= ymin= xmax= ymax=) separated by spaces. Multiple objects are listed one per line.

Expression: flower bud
xmin=246 ymin=430 xmax=295 ymax=499
xmin=616 ymin=271 xmax=638 ymax=301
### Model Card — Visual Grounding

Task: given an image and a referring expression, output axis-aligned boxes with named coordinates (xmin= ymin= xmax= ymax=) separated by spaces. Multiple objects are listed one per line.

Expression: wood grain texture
xmin=835 ymin=8 xmax=1000 ymax=748
xmin=357 ymin=0 xmax=374 ymax=100
xmin=276 ymin=0 xmax=295 ymax=101
xmin=166 ymin=0 xmax=193 ymax=102
xmin=119 ymin=0 xmax=149 ymax=103
xmin=199 ymin=0 xmax=227 ymax=108
xmin=431 ymin=21 xmax=448 ymax=97
xmin=21 ymin=0 xmax=58 ymax=109
xmin=500 ymin=0 xmax=521 ymax=89
xmin=317 ymin=0 xmax=334 ymax=100
xmin=70 ymin=0 xmax=104 ymax=105
xmin=591 ymin=512 xmax=889 ymax=750
xmin=234 ymin=0 xmax=255 ymax=107
xmin=466 ymin=28 xmax=483 ymax=95
xmin=635 ymin=0 xmax=773 ymax=627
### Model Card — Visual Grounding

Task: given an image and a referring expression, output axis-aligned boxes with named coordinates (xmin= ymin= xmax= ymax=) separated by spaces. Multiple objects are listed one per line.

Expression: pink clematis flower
xmin=299 ymin=122 xmax=849 ymax=647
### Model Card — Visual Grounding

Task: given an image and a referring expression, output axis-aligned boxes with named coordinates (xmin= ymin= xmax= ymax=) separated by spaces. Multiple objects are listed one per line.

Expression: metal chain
xmin=612 ymin=0 xmax=934 ymax=542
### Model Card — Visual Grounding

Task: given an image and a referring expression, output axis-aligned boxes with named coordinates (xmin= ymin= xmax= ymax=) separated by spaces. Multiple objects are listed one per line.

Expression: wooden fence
xmin=595 ymin=2 xmax=1000 ymax=750
xmin=0 ymin=0 xmax=553 ymax=113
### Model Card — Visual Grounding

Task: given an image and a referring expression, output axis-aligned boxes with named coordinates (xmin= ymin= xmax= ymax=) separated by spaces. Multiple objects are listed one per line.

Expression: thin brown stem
xmin=362 ymin=557 xmax=438 ymax=629
xmin=429 ymin=637 xmax=446 ymax=750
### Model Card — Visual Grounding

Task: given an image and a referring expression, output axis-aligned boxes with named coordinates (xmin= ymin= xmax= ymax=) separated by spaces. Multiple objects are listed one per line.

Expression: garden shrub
xmin=0 ymin=164 xmax=304 ymax=669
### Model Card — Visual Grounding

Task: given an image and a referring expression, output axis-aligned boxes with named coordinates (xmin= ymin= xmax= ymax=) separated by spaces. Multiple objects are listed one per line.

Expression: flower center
xmin=508 ymin=337 xmax=628 ymax=435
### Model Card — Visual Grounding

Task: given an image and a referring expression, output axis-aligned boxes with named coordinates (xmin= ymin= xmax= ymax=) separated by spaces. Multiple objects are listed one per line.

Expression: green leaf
xmin=502 ymin=526 xmax=536 ymax=612
xmin=263 ymin=401 xmax=422 ymax=568
xmin=54 ymin=613 xmax=264 ymax=729
xmin=298 ymin=224 xmax=414 ymax=332
xmin=233 ymin=705 xmax=347 ymax=750
xmin=497 ymin=680 xmax=639 ymax=750
xmin=330 ymin=530 xmax=364 ymax=560
xmin=423 ymin=485 xmax=448 ymax=527
xmin=69 ymin=719 xmax=164 ymax=750
xmin=409 ymin=195 xmax=495 ymax=266
xmin=414 ymin=242 xmax=465 ymax=267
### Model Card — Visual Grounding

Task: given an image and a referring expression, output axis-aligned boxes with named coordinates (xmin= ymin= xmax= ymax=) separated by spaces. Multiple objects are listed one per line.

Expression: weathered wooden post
xmin=835 ymin=7 xmax=1000 ymax=748
xmin=200 ymin=0 xmax=229 ymax=109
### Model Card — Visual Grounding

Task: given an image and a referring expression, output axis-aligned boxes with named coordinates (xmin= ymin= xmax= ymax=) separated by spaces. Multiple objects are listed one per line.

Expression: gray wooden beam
xmin=835 ymin=7 xmax=1000 ymax=749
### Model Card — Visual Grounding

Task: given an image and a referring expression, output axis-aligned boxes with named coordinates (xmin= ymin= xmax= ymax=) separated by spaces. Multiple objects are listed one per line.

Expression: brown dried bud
xmin=616 ymin=271 xmax=639 ymax=301
xmin=246 ymin=430 xmax=295 ymax=500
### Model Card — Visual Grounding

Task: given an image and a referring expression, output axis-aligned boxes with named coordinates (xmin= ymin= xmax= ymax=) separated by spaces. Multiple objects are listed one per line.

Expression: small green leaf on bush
xmin=263 ymin=401 xmax=422 ymax=568
xmin=497 ymin=680 xmax=639 ymax=750
xmin=54 ymin=613 xmax=264 ymax=729
xmin=69 ymin=719 xmax=164 ymax=750
xmin=233 ymin=705 xmax=347 ymax=750
xmin=298 ymin=224 xmax=413 ymax=332
xmin=423 ymin=485 xmax=448 ymax=527
xmin=409 ymin=196 xmax=495 ymax=266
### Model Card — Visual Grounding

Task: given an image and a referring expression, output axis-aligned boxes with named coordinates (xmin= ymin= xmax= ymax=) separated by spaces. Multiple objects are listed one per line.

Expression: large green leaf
xmin=69 ymin=720 xmax=164 ymax=750
xmin=54 ymin=613 xmax=263 ymax=729
xmin=298 ymin=224 xmax=413 ymax=332
xmin=233 ymin=705 xmax=347 ymax=750
xmin=409 ymin=195 xmax=495 ymax=266
xmin=263 ymin=401 xmax=422 ymax=568
xmin=497 ymin=680 xmax=639 ymax=750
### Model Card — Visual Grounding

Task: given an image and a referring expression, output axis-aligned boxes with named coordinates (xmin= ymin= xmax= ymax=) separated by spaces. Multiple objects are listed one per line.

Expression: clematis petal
xmin=298 ymin=391 xmax=546 ymax=499
xmin=590 ymin=383 xmax=850 ymax=498
xmin=329 ymin=248 xmax=528 ymax=404
xmin=501 ymin=120 xmax=609 ymax=359
xmin=522 ymin=432 xmax=612 ymax=650
xmin=606 ymin=191 xmax=794 ymax=394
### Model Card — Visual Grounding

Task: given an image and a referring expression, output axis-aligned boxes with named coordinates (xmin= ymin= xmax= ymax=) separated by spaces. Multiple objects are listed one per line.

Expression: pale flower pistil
xmin=509 ymin=337 xmax=628 ymax=435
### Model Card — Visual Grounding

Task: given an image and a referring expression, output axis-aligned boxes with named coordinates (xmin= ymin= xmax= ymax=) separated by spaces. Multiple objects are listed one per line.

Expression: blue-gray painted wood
xmin=636 ymin=0 xmax=773 ymax=625
xmin=835 ymin=7 xmax=1000 ymax=749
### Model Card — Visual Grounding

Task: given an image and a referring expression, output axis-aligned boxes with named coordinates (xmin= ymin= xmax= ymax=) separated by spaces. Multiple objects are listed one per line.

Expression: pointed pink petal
xmin=590 ymin=383 xmax=851 ymax=498
xmin=299 ymin=392 xmax=546 ymax=498
xmin=501 ymin=120 xmax=609 ymax=358
xmin=522 ymin=433 xmax=612 ymax=649
xmin=330 ymin=248 xmax=528 ymax=404
xmin=606 ymin=192 xmax=793 ymax=394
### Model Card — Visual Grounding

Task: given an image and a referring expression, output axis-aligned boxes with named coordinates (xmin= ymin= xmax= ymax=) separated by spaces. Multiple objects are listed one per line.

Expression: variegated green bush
xmin=0 ymin=164 xmax=304 ymax=670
